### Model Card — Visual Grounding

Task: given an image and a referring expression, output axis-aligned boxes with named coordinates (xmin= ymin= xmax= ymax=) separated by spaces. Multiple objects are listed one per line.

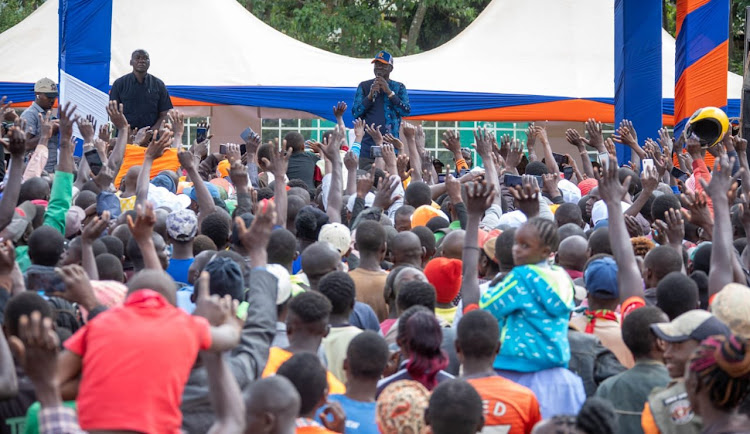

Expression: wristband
xmin=351 ymin=142 xmax=361 ymax=157
xmin=388 ymin=91 xmax=395 ymax=98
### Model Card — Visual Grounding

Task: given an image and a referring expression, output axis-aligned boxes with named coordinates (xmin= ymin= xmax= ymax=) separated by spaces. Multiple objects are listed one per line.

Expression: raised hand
xmin=677 ymin=152 xmax=694 ymax=174
xmin=364 ymin=123 xmax=383 ymax=146
xmin=401 ymin=122 xmax=416 ymax=142
xmin=373 ymin=175 xmax=401 ymax=210
xmin=585 ymin=118 xmax=604 ymax=152
xmin=624 ymin=215 xmax=644 ymax=237
xmin=6 ymin=125 xmax=27 ymax=157
xmin=98 ymin=123 xmax=111 ymax=143
xmin=604 ymin=137 xmax=617 ymax=159
xmin=7 ymin=311 xmax=59 ymax=392
xmin=321 ymin=125 xmax=346 ymax=161
xmin=234 ymin=199 xmax=276 ymax=264
xmin=77 ymin=116 xmax=96 ymax=143
xmin=353 ymin=118 xmax=366 ymax=141
xmin=472 ymin=128 xmax=494 ymax=157
xmin=640 ymin=165 xmax=659 ymax=194
xmin=465 ymin=180 xmax=494 ymax=216
xmin=526 ymin=123 xmax=538 ymax=150
xmin=681 ymin=190 xmax=713 ymax=233
xmin=383 ymin=133 xmax=404 ymax=151
xmin=657 ymin=127 xmax=673 ymax=155
xmin=541 ymin=173 xmax=560 ymax=198
xmin=107 ymin=101 xmax=128 ymax=130
xmin=51 ymin=264 xmax=98 ymax=309
xmin=733 ymin=135 xmax=748 ymax=155
xmin=81 ymin=211 xmax=110 ymax=244
xmin=565 ymin=128 xmax=589 ymax=151
xmin=320 ymin=401 xmax=346 ymax=434
xmin=0 ymin=96 xmax=18 ymax=122
xmin=0 ymin=240 xmax=16 ymax=276
xmin=178 ymin=151 xmax=196 ymax=172
xmin=58 ymin=102 xmax=78 ymax=141
xmin=397 ymin=154 xmax=411 ymax=181
xmin=344 ymin=150 xmax=359 ymax=172
xmin=127 ymin=202 xmax=156 ymax=244
xmin=381 ymin=143 xmax=397 ymax=169
xmin=700 ymin=153 xmax=740 ymax=201
xmin=445 ymin=173 xmax=462 ymax=203
xmin=224 ymin=143 xmax=242 ymax=164
xmin=505 ymin=138 xmax=523 ymax=169
xmin=613 ymin=119 xmax=638 ymax=150
xmin=333 ymin=101 xmax=347 ymax=119
xmin=168 ymin=110 xmax=185 ymax=136
xmin=193 ymin=271 xmax=236 ymax=326
xmin=510 ymin=175 xmax=541 ymax=218
xmin=94 ymin=165 xmax=115 ymax=191
xmin=654 ymin=208 xmax=685 ymax=247
xmin=145 ymin=129 xmax=173 ymax=160
xmin=597 ymin=155 xmax=630 ymax=204
xmin=356 ymin=171 xmax=374 ymax=198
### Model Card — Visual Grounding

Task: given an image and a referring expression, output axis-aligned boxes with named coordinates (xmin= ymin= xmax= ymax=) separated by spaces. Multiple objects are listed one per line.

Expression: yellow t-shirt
xmin=435 ymin=306 xmax=458 ymax=327
xmin=262 ymin=347 xmax=346 ymax=395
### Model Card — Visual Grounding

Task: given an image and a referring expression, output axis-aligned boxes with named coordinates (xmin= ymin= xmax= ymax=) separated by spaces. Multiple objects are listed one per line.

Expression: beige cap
xmin=318 ymin=223 xmax=351 ymax=257
xmin=34 ymin=77 xmax=58 ymax=94
xmin=711 ymin=283 xmax=750 ymax=339
xmin=651 ymin=309 xmax=730 ymax=343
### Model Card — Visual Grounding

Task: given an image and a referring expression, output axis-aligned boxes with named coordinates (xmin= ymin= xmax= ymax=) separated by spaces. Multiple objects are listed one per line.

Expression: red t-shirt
xmin=64 ymin=289 xmax=212 ymax=434
xmin=467 ymin=376 xmax=542 ymax=434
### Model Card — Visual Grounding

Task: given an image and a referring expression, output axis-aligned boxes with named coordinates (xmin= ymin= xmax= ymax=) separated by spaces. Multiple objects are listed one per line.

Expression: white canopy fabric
xmin=0 ymin=0 xmax=740 ymax=101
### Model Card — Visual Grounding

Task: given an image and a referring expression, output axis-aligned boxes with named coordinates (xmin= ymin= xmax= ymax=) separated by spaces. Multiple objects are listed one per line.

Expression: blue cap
xmin=372 ymin=50 xmax=393 ymax=65
xmin=183 ymin=183 xmax=220 ymax=202
xmin=96 ymin=191 xmax=122 ymax=219
xmin=584 ymin=256 xmax=619 ymax=299
xmin=151 ymin=173 xmax=176 ymax=193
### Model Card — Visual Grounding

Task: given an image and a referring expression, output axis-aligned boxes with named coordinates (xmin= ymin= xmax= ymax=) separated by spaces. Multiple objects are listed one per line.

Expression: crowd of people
xmin=1 ymin=48 xmax=750 ymax=434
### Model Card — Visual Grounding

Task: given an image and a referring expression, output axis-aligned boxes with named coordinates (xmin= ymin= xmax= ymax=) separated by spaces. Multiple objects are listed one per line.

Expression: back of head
xmin=621 ymin=306 xmax=667 ymax=359
xmin=287 ymin=195 xmax=307 ymax=225
xmin=96 ymin=253 xmax=124 ymax=282
xmin=204 ymin=256 xmax=244 ymax=301
xmin=644 ymin=245 xmax=684 ymax=283
xmin=355 ymin=220 xmax=386 ymax=254
xmin=651 ymin=194 xmax=682 ymax=223
xmin=524 ymin=161 xmax=549 ymax=176
xmin=4 ymin=291 xmax=54 ymax=337
xmin=318 ymin=271 xmax=355 ymax=316
xmin=284 ymin=131 xmax=305 ymax=153
xmin=426 ymin=216 xmax=450 ymax=232
xmin=347 ymin=331 xmax=389 ymax=380
xmin=100 ymin=235 xmax=124 ymax=259
xmin=412 ymin=226 xmax=436 ymax=257
xmin=74 ymin=190 xmax=97 ymax=210
xmin=376 ymin=380 xmax=430 ymax=434
xmin=200 ymin=212 xmax=231 ymax=250
xmin=555 ymin=202 xmax=583 ymax=228
xmin=558 ymin=222 xmax=586 ymax=242
xmin=523 ymin=217 xmax=559 ymax=252
xmin=404 ymin=181 xmax=432 ymax=208
xmin=193 ymin=234 xmax=218 ymax=256
xmin=28 ymin=226 xmax=64 ymax=266
xmin=300 ymin=241 xmax=340 ymax=284
xmin=295 ymin=206 xmax=329 ymax=242
xmin=268 ymin=228 xmax=298 ymax=266
xmin=575 ymin=397 xmax=617 ymax=434
xmin=257 ymin=143 xmax=275 ymax=169
xmin=277 ymin=352 xmax=327 ymax=416
xmin=656 ymin=271 xmax=699 ymax=320
xmin=457 ymin=310 xmax=499 ymax=359
xmin=398 ymin=306 xmax=442 ymax=357
xmin=126 ymin=233 xmax=164 ymax=271
xmin=557 ymin=235 xmax=589 ymax=272
xmin=397 ymin=280 xmax=436 ymax=313
xmin=288 ymin=185 xmax=313 ymax=203
xmin=245 ymin=376 xmax=301 ymax=432
xmin=111 ymin=224 xmax=133 ymax=253
xmin=288 ymin=291 xmax=332 ymax=326
xmin=426 ymin=379 xmax=484 ymax=434
xmin=19 ymin=177 xmax=50 ymax=203
xmin=495 ymin=228 xmax=516 ymax=270
xmin=126 ymin=269 xmax=177 ymax=305
xmin=588 ymin=227 xmax=612 ymax=256
xmin=688 ymin=334 xmax=750 ymax=411
xmin=692 ymin=243 xmax=712 ymax=274
xmin=229 ymin=213 xmax=253 ymax=249
xmin=690 ymin=270 xmax=710 ymax=310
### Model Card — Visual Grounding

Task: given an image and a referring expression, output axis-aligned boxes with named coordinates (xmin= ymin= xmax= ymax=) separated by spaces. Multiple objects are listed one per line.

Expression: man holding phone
xmin=351 ymin=50 xmax=410 ymax=170
xmin=20 ymin=78 xmax=59 ymax=173
xmin=110 ymin=49 xmax=173 ymax=130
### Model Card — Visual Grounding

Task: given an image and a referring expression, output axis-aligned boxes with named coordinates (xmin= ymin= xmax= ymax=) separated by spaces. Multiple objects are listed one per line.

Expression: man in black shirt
xmin=110 ymin=49 xmax=173 ymax=130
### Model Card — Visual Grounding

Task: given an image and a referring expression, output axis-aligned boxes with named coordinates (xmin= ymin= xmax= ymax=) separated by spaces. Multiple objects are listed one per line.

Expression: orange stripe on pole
xmin=170 ymin=96 xmax=221 ymax=107
xmin=676 ymin=0 xmax=713 ymax=35
xmin=674 ymin=40 xmax=728 ymax=125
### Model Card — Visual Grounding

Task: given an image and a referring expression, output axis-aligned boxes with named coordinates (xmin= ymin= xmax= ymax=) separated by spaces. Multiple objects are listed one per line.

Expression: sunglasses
xmin=44 ymin=93 xmax=58 ymax=99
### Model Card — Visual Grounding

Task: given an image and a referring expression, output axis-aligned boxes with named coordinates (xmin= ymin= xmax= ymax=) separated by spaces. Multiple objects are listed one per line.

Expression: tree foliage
xmin=0 ymin=0 xmax=45 ymax=34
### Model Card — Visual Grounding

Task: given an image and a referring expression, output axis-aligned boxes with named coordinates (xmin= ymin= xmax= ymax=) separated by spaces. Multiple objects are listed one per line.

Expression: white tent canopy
xmin=0 ymin=0 xmax=740 ymax=100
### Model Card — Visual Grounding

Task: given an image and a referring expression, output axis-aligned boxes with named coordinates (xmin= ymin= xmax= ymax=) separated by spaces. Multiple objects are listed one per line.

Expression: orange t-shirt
xmin=64 ymin=289 xmax=212 ymax=434
xmin=262 ymin=347 xmax=346 ymax=395
xmin=621 ymin=296 xmax=647 ymax=320
xmin=467 ymin=376 xmax=542 ymax=434
xmin=114 ymin=144 xmax=181 ymax=188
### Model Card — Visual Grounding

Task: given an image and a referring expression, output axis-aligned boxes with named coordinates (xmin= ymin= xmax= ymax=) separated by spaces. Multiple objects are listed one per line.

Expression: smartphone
xmin=563 ymin=166 xmax=574 ymax=180
xmin=670 ymin=166 xmax=689 ymax=182
xmin=553 ymin=153 xmax=568 ymax=165
xmin=597 ymin=152 xmax=610 ymax=170
xmin=196 ymin=127 xmax=208 ymax=143
xmin=26 ymin=272 xmax=66 ymax=294
xmin=370 ymin=146 xmax=383 ymax=158
xmin=642 ymin=159 xmax=654 ymax=173
xmin=84 ymin=148 xmax=103 ymax=176
xmin=219 ymin=144 xmax=227 ymax=154
xmin=504 ymin=174 xmax=523 ymax=187
xmin=240 ymin=127 xmax=255 ymax=143
xmin=240 ymin=144 xmax=247 ymax=155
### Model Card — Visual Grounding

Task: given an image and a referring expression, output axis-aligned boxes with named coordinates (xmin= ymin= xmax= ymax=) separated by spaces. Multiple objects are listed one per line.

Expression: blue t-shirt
xmin=166 ymin=258 xmax=194 ymax=286
xmin=316 ymin=395 xmax=378 ymax=434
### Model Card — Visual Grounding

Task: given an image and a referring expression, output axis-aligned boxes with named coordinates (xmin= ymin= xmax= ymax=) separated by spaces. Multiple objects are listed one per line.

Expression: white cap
xmin=265 ymin=264 xmax=292 ymax=305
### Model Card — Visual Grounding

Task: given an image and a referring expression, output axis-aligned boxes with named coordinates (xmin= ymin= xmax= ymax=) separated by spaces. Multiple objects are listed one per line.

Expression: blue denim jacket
xmin=352 ymin=78 xmax=410 ymax=156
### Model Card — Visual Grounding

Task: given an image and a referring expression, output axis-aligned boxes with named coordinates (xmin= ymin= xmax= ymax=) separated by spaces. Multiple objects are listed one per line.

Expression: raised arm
xmin=178 ymin=150 xmax=217 ymax=219
xmin=703 ymin=154 xmax=741 ymax=297
xmin=80 ymin=212 xmax=110 ymax=280
xmin=624 ymin=166 xmax=658 ymax=217
xmin=168 ymin=110 xmax=185 ymax=148
xmin=127 ymin=202 xmax=162 ymax=270
xmin=598 ymin=155 xmax=644 ymax=303
xmin=193 ymin=272 xmax=243 ymax=353
xmin=320 ymin=125 xmax=346 ymax=223
xmin=229 ymin=160 xmax=254 ymax=217
xmin=135 ymin=129 xmax=173 ymax=209
xmin=613 ymin=119 xmax=646 ymax=163
xmin=333 ymin=101 xmax=347 ymax=130
xmin=537 ymin=123 xmax=558 ymax=174
xmin=0 ymin=124 xmax=28 ymax=232
xmin=203 ymin=349 xmax=246 ymax=434
xmin=460 ymin=181 xmax=495 ymax=309
xmin=43 ymin=103 xmax=77 ymax=235
xmin=344 ymin=151 xmax=358 ymax=195
xmin=258 ymin=141 xmax=290 ymax=226
xmin=565 ymin=128 xmax=595 ymax=178
xmin=106 ymin=101 xmax=129 ymax=174
xmin=403 ymin=123 xmax=423 ymax=182
xmin=474 ymin=128 xmax=501 ymax=197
